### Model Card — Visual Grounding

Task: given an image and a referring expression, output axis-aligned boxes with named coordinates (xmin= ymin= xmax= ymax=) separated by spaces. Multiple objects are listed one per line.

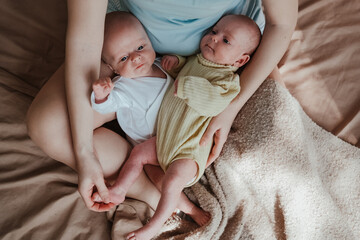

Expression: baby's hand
xmin=93 ymin=77 xmax=114 ymax=104
xmin=161 ymin=55 xmax=179 ymax=71
xmin=174 ymin=78 xmax=178 ymax=96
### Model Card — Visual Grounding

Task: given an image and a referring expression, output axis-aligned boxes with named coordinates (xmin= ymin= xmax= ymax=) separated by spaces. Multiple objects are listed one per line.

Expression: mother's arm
xmin=202 ymin=0 xmax=298 ymax=165
xmin=65 ymin=0 xmax=111 ymax=209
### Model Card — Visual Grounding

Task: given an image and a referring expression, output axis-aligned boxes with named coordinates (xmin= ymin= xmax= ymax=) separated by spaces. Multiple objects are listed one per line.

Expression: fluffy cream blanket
xmin=152 ymin=79 xmax=360 ymax=239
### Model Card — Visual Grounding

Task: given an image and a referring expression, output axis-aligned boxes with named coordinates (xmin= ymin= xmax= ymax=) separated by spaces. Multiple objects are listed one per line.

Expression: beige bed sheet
xmin=280 ymin=0 xmax=360 ymax=147
xmin=0 ymin=0 xmax=359 ymax=239
xmin=0 ymin=1 xmax=111 ymax=239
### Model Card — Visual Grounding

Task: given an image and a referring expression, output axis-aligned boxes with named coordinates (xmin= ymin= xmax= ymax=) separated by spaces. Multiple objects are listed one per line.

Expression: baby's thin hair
xmin=231 ymin=14 xmax=262 ymax=56
xmin=104 ymin=11 xmax=140 ymax=33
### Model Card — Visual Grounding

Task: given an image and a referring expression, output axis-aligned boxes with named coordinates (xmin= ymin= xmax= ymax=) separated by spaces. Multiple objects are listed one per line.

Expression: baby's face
xmin=200 ymin=16 xmax=252 ymax=66
xmin=102 ymin=24 xmax=156 ymax=78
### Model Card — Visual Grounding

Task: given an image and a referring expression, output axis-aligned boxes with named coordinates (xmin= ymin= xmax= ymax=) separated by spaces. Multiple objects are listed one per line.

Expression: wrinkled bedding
xmin=0 ymin=0 xmax=359 ymax=239
xmin=151 ymin=79 xmax=360 ymax=239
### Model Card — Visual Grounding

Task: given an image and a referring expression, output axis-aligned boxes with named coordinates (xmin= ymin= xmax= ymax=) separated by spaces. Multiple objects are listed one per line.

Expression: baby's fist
xmin=93 ymin=77 xmax=114 ymax=104
xmin=161 ymin=55 xmax=179 ymax=71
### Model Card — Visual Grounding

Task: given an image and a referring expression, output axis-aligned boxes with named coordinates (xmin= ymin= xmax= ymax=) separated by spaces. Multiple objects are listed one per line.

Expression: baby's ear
xmin=233 ymin=54 xmax=250 ymax=68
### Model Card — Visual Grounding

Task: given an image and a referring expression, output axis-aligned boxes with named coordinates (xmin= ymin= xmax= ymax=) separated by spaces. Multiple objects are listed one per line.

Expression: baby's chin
xmin=120 ymin=65 xmax=153 ymax=79
xmin=200 ymin=47 xmax=225 ymax=65
xmin=120 ymin=72 xmax=141 ymax=79
xmin=200 ymin=50 xmax=217 ymax=63
xmin=201 ymin=51 xmax=238 ymax=67
xmin=201 ymin=52 xmax=229 ymax=65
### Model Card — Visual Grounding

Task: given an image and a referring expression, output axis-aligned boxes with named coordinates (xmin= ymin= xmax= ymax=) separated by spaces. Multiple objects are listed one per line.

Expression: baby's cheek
xmin=117 ymin=65 xmax=129 ymax=78
xmin=201 ymin=48 xmax=216 ymax=63
xmin=216 ymin=49 xmax=232 ymax=65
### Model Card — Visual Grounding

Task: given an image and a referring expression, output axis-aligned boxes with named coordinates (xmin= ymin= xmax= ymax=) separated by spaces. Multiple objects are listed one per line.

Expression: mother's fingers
xmin=91 ymin=202 xmax=116 ymax=212
xmin=79 ymin=177 xmax=110 ymax=210
xmin=200 ymin=123 xmax=217 ymax=147
xmin=95 ymin=179 xmax=110 ymax=204
xmin=78 ymin=179 xmax=97 ymax=209
xmin=207 ymin=130 xmax=225 ymax=166
xmin=91 ymin=191 xmax=103 ymax=202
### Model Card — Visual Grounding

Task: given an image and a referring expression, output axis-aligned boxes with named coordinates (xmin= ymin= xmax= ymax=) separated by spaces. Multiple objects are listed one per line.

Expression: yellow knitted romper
xmin=156 ymin=54 xmax=240 ymax=186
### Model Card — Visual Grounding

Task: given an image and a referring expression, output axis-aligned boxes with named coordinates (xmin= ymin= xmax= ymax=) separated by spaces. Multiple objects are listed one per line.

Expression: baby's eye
xmin=223 ymin=38 xmax=230 ymax=44
xmin=211 ymin=30 xmax=217 ymax=34
xmin=137 ymin=45 xmax=144 ymax=51
xmin=120 ymin=56 xmax=128 ymax=62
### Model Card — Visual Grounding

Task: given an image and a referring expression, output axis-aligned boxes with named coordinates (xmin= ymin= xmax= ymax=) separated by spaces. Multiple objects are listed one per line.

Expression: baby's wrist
xmin=94 ymin=95 xmax=109 ymax=104
xmin=111 ymin=183 xmax=126 ymax=195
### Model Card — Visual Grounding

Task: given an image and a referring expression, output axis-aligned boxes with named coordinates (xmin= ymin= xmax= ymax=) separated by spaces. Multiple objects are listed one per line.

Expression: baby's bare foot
xmin=126 ymin=224 xmax=159 ymax=240
xmin=108 ymin=186 xmax=126 ymax=205
xmin=91 ymin=192 xmax=103 ymax=202
xmin=188 ymin=206 xmax=211 ymax=226
xmin=91 ymin=187 xmax=126 ymax=205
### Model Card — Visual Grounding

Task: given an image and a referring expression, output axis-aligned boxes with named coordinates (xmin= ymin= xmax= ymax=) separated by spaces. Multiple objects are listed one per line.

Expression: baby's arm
xmin=161 ymin=55 xmax=186 ymax=78
xmin=92 ymin=77 xmax=114 ymax=104
xmin=91 ymin=77 xmax=130 ymax=115
xmin=176 ymin=75 xmax=240 ymax=117
xmin=161 ymin=55 xmax=179 ymax=72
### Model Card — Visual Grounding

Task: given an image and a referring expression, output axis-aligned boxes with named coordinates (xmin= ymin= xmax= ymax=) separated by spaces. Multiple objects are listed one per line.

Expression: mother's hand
xmin=77 ymin=153 xmax=115 ymax=212
xmin=201 ymin=102 xmax=239 ymax=167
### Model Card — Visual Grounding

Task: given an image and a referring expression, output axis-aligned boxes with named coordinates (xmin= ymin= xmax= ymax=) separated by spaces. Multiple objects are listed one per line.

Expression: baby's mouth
xmin=136 ymin=63 xmax=144 ymax=69
xmin=205 ymin=44 xmax=214 ymax=52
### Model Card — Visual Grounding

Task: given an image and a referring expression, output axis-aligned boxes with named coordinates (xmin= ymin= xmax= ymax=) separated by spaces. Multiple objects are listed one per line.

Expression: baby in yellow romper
xmin=105 ymin=14 xmax=261 ymax=240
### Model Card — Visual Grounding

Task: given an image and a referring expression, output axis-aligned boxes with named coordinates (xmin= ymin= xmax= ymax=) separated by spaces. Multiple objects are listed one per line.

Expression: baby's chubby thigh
xmin=159 ymin=139 xmax=212 ymax=188
xmin=186 ymin=140 xmax=212 ymax=186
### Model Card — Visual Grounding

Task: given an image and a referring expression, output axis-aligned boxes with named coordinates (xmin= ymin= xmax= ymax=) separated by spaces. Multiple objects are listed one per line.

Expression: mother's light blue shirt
xmin=108 ymin=0 xmax=265 ymax=56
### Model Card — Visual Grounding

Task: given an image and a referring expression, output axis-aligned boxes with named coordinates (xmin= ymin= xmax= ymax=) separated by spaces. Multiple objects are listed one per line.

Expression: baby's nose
xmin=131 ymin=53 xmax=141 ymax=62
xmin=211 ymin=35 xmax=218 ymax=43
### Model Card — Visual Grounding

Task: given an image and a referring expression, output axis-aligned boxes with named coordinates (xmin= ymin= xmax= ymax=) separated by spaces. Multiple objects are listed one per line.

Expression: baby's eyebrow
xmin=135 ymin=37 xmax=147 ymax=43
xmin=224 ymin=31 xmax=235 ymax=42
xmin=101 ymin=57 xmax=107 ymax=63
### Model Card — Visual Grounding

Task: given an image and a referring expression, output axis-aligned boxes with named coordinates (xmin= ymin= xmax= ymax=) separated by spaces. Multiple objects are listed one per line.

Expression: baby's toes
xmin=206 ymin=212 xmax=212 ymax=221
xmin=92 ymin=193 xmax=102 ymax=202
xmin=201 ymin=212 xmax=211 ymax=226
xmin=126 ymin=232 xmax=136 ymax=240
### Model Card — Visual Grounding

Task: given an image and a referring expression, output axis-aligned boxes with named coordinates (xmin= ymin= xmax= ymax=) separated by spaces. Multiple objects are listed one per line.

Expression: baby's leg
xmin=144 ymin=165 xmax=210 ymax=226
xmin=93 ymin=128 xmax=160 ymax=210
xmin=103 ymin=137 xmax=159 ymax=205
xmin=126 ymin=159 xmax=198 ymax=240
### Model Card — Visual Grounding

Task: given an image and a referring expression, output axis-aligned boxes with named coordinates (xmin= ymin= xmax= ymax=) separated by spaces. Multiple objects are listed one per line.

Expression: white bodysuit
xmin=91 ymin=60 xmax=172 ymax=145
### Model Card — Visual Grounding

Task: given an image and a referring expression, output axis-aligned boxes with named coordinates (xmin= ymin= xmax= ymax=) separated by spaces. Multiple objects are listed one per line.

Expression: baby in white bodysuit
xmin=91 ymin=12 xmax=171 ymax=145
xmin=91 ymin=58 xmax=171 ymax=145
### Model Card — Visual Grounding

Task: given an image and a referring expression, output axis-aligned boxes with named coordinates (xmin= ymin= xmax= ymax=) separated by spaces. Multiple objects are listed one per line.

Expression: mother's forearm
xmin=64 ymin=53 xmax=103 ymax=166
xmin=65 ymin=66 xmax=96 ymax=161
xmin=65 ymin=41 xmax=105 ymax=163
xmin=232 ymin=23 xmax=296 ymax=113
xmin=64 ymin=0 xmax=107 ymax=164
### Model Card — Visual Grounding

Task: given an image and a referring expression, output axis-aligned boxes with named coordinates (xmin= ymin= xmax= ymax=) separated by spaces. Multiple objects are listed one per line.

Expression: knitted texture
xmin=156 ymin=54 xmax=240 ymax=185
xmin=153 ymin=79 xmax=360 ymax=239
